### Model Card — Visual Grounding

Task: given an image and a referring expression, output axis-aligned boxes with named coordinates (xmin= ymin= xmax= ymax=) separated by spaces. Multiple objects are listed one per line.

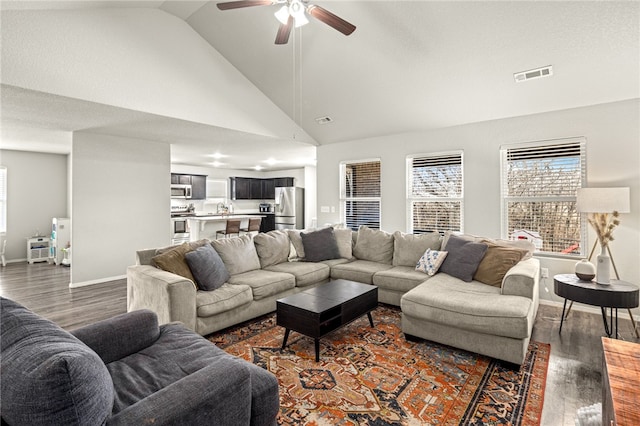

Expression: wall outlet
xmin=541 ymin=268 xmax=549 ymax=278
xmin=320 ymin=206 xmax=330 ymax=213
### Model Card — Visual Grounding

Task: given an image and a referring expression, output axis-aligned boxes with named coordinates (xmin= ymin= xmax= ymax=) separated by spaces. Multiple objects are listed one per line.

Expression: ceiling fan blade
xmin=275 ymin=16 xmax=293 ymax=44
xmin=307 ymin=4 xmax=356 ymax=36
xmin=216 ymin=0 xmax=273 ymax=11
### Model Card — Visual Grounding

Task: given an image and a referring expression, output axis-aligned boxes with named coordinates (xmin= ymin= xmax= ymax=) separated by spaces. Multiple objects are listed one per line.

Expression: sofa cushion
xmin=333 ymin=228 xmax=354 ymax=259
xmin=415 ymin=248 xmax=448 ymax=275
xmin=473 ymin=241 xmax=529 ymax=287
xmin=254 ymin=230 xmax=290 ymax=268
xmin=264 ymin=262 xmax=330 ymax=287
xmin=439 ymin=235 xmax=488 ymax=282
xmin=0 ymin=297 xmax=114 ymax=426
xmin=372 ymin=266 xmax=430 ymax=293
xmin=185 ymin=244 xmax=230 ymax=291
xmin=392 ymin=231 xmax=441 ymax=266
xmin=301 ymin=227 xmax=341 ymax=262
xmin=318 ymin=258 xmax=352 ymax=267
xmin=331 ymin=259 xmax=393 ymax=284
xmin=353 ymin=226 xmax=394 ymax=264
xmin=212 ymin=235 xmax=261 ymax=276
xmin=196 ymin=283 xmax=253 ymax=317
xmin=152 ymin=240 xmax=210 ymax=285
xmin=228 ymin=270 xmax=296 ymax=300
xmin=401 ymin=276 xmax=533 ymax=339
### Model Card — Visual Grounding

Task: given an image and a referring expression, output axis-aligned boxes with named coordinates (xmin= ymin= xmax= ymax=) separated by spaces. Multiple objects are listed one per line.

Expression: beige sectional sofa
xmin=127 ymin=226 xmax=539 ymax=364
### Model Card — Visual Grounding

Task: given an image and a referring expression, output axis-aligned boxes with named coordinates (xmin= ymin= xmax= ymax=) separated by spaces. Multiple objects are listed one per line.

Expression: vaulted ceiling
xmin=1 ymin=1 xmax=638 ymax=170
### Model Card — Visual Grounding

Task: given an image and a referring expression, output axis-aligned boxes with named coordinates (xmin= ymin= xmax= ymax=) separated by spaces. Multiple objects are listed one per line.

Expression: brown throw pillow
xmin=152 ymin=240 xmax=209 ymax=284
xmin=473 ymin=241 xmax=529 ymax=287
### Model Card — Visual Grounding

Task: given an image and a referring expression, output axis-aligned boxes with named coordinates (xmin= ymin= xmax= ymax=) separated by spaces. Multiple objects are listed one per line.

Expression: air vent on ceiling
xmin=315 ymin=116 xmax=333 ymax=125
xmin=514 ymin=65 xmax=553 ymax=83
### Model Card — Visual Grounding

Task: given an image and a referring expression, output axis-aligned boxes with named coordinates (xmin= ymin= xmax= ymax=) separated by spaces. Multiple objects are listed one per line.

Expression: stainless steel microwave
xmin=171 ymin=184 xmax=192 ymax=199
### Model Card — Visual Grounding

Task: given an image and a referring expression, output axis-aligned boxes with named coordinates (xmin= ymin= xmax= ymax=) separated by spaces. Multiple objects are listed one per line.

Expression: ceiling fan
xmin=216 ymin=0 xmax=356 ymax=45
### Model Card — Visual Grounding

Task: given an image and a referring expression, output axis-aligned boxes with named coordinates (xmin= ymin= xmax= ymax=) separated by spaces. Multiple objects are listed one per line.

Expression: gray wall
xmin=71 ymin=132 xmax=170 ymax=286
xmin=317 ymin=99 xmax=640 ymax=308
xmin=0 ymin=150 xmax=68 ymax=262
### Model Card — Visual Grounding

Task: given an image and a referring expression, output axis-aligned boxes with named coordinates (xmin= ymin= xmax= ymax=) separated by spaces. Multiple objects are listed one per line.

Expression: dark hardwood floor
xmin=1 ymin=261 xmax=638 ymax=425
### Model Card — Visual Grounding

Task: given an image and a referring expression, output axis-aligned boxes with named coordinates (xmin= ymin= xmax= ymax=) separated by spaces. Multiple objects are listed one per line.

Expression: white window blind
xmin=341 ymin=160 xmax=380 ymax=230
xmin=0 ymin=167 xmax=6 ymax=233
xmin=501 ymin=138 xmax=586 ymax=255
xmin=408 ymin=152 xmax=463 ymax=234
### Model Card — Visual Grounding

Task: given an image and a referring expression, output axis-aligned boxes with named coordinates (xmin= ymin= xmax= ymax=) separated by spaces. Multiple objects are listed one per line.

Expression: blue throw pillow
xmin=185 ymin=244 xmax=230 ymax=291
xmin=301 ymin=227 xmax=340 ymax=262
xmin=438 ymin=235 xmax=488 ymax=282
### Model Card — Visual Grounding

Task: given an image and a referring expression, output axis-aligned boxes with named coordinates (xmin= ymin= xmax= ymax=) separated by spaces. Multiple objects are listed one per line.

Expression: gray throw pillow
xmin=254 ymin=230 xmax=290 ymax=268
xmin=0 ymin=297 xmax=114 ymax=426
xmin=438 ymin=234 xmax=488 ymax=282
xmin=301 ymin=227 xmax=340 ymax=262
xmin=392 ymin=231 xmax=442 ymax=266
xmin=185 ymin=244 xmax=230 ymax=291
xmin=211 ymin=235 xmax=261 ymax=275
xmin=353 ymin=226 xmax=394 ymax=264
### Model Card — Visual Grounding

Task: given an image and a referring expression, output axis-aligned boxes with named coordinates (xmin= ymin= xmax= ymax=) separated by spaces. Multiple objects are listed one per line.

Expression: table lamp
xmin=576 ymin=187 xmax=630 ymax=284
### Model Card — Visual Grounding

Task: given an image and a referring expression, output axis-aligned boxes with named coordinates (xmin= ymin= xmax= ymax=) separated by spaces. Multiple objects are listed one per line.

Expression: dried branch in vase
xmin=587 ymin=211 xmax=620 ymax=248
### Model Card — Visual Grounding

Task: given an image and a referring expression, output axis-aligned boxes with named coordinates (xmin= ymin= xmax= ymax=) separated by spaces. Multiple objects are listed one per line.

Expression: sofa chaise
xmin=127 ymin=226 xmax=539 ymax=364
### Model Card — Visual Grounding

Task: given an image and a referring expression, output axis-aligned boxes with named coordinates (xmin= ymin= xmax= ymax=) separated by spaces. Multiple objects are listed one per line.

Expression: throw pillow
xmin=473 ymin=241 xmax=529 ymax=287
xmin=286 ymin=229 xmax=307 ymax=260
xmin=0 ymin=297 xmax=114 ymax=426
xmin=353 ymin=226 xmax=394 ymax=264
xmin=333 ymin=228 xmax=354 ymax=259
xmin=211 ymin=235 xmax=261 ymax=276
xmin=151 ymin=240 xmax=209 ymax=285
xmin=438 ymin=235 xmax=488 ymax=282
xmin=392 ymin=231 xmax=442 ymax=266
xmin=184 ymin=244 xmax=230 ymax=291
xmin=254 ymin=230 xmax=290 ymax=268
xmin=301 ymin=227 xmax=341 ymax=262
xmin=415 ymin=248 xmax=448 ymax=275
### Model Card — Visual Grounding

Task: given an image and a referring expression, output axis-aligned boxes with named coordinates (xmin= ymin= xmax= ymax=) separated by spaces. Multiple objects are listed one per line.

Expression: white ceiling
xmin=1 ymin=0 xmax=638 ymax=170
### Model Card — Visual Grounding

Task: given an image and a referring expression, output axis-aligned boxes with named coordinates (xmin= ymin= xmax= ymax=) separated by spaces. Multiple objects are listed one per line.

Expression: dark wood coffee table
xmin=276 ymin=279 xmax=378 ymax=361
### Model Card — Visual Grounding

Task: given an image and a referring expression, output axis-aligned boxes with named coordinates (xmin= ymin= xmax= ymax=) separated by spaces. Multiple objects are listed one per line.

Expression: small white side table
xmin=27 ymin=237 xmax=50 ymax=264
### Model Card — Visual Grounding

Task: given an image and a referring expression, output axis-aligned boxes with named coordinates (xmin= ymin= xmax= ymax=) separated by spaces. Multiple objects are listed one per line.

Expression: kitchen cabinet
xmin=250 ymin=178 xmax=262 ymax=199
xmin=171 ymin=174 xmax=192 ymax=185
xmin=191 ymin=175 xmax=206 ymax=200
xmin=274 ymin=177 xmax=294 ymax=187
xmin=230 ymin=177 xmax=251 ymax=200
xmin=262 ymin=179 xmax=275 ymax=199
xmin=261 ymin=214 xmax=276 ymax=232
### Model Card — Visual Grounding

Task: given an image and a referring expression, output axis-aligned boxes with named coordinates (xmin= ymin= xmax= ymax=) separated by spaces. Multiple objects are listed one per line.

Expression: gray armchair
xmin=0 ymin=297 xmax=279 ymax=426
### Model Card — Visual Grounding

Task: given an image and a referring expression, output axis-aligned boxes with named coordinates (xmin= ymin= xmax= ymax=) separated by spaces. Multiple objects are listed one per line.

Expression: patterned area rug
xmin=208 ymin=304 xmax=549 ymax=425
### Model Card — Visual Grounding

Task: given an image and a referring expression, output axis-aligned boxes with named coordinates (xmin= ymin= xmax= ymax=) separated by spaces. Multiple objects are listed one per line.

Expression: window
xmin=0 ymin=166 xmax=6 ymax=233
xmin=501 ymin=138 xmax=586 ymax=255
xmin=407 ymin=152 xmax=463 ymax=234
xmin=340 ymin=160 xmax=380 ymax=230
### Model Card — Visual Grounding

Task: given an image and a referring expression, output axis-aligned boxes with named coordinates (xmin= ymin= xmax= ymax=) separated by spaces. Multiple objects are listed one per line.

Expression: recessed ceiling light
xmin=210 ymin=152 xmax=227 ymax=159
xmin=315 ymin=116 xmax=333 ymax=125
xmin=211 ymin=161 xmax=224 ymax=167
xmin=254 ymin=165 xmax=263 ymax=171
xmin=264 ymin=158 xmax=278 ymax=165
xmin=514 ymin=65 xmax=553 ymax=83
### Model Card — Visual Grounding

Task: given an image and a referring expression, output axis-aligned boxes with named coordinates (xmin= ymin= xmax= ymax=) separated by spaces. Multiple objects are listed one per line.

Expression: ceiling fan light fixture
xmin=289 ymin=0 xmax=308 ymax=27
xmin=274 ymin=5 xmax=290 ymax=25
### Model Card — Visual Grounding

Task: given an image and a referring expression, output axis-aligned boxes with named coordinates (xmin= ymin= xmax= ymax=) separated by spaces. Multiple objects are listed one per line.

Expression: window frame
xmin=340 ymin=159 xmax=381 ymax=230
xmin=500 ymin=137 xmax=587 ymax=257
xmin=406 ymin=150 xmax=464 ymax=235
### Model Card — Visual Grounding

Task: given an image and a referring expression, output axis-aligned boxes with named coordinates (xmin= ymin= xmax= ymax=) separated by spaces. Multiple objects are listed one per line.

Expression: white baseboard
xmin=69 ymin=275 xmax=126 ymax=288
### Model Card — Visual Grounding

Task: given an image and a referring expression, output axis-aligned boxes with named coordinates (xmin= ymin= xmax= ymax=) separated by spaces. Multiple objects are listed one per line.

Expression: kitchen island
xmin=188 ymin=214 xmax=264 ymax=241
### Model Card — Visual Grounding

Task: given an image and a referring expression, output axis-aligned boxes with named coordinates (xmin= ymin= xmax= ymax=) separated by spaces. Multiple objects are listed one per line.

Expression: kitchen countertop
xmin=188 ymin=214 xmax=265 ymax=220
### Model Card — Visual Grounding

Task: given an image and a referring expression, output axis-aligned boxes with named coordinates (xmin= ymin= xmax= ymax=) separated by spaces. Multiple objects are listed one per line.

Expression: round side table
xmin=553 ymin=274 xmax=639 ymax=338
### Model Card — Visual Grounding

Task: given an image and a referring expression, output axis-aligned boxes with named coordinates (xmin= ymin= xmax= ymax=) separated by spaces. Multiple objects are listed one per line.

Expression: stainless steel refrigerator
xmin=275 ymin=187 xmax=304 ymax=230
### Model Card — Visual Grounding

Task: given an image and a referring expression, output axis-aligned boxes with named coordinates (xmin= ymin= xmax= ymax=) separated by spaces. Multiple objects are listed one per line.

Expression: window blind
xmin=342 ymin=160 xmax=380 ymax=230
xmin=501 ymin=139 xmax=586 ymax=255
xmin=408 ymin=152 xmax=463 ymax=234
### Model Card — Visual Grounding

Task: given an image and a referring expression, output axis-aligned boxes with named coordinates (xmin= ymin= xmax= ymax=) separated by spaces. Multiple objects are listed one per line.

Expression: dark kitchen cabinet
xmin=171 ymin=174 xmax=192 ymax=185
xmin=274 ymin=177 xmax=294 ymax=187
xmin=250 ymin=179 xmax=262 ymax=199
xmin=191 ymin=175 xmax=206 ymax=200
xmin=262 ymin=179 xmax=275 ymax=199
xmin=259 ymin=214 xmax=275 ymax=232
xmin=230 ymin=177 xmax=251 ymax=200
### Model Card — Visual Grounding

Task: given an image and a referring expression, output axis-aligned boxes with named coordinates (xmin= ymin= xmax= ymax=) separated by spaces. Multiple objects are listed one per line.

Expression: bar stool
xmin=240 ymin=217 xmax=262 ymax=235
xmin=216 ymin=219 xmax=241 ymax=239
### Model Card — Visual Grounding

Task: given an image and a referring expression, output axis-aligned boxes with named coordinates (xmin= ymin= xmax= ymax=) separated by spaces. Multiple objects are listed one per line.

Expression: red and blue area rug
xmin=208 ymin=304 xmax=549 ymax=425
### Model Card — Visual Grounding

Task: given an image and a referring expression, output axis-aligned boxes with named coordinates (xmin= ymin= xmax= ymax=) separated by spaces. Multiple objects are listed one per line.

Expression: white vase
xmin=596 ymin=245 xmax=611 ymax=285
